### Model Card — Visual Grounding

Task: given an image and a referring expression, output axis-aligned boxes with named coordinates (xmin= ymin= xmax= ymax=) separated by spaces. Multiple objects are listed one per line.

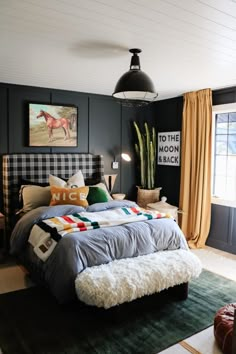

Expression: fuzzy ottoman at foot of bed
xmin=75 ymin=249 xmax=202 ymax=309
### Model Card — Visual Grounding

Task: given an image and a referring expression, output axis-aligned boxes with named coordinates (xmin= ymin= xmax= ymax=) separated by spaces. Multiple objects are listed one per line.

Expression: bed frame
xmin=2 ymin=153 xmax=202 ymax=308
xmin=2 ymin=153 xmax=104 ymax=235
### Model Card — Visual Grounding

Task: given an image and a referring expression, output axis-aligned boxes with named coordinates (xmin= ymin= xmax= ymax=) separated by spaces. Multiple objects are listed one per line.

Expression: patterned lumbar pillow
xmin=50 ymin=186 xmax=89 ymax=207
xmin=49 ymin=170 xmax=85 ymax=188
xmin=87 ymin=187 xmax=109 ymax=205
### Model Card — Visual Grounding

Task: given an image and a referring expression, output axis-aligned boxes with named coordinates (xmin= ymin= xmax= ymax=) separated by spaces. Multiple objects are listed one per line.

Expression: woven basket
xmin=137 ymin=187 xmax=162 ymax=208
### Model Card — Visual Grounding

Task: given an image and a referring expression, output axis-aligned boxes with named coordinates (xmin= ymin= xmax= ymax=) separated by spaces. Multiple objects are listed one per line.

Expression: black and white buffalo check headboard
xmin=2 ymin=153 xmax=104 ymax=232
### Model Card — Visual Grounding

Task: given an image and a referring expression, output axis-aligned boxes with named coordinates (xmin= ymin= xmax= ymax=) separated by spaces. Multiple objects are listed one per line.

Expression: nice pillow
xmin=49 ymin=171 xmax=85 ymax=188
xmin=20 ymin=185 xmax=51 ymax=213
xmin=87 ymin=187 xmax=109 ymax=205
xmin=50 ymin=186 xmax=89 ymax=207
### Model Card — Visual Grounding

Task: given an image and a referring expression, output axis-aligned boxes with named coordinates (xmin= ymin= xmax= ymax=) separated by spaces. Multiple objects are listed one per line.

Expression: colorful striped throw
xmin=37 ymin=206 xmax=172 ymax=240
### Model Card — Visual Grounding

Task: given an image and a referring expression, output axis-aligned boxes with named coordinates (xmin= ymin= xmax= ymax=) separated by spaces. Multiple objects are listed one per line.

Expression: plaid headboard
xmin=2 ymin=153 xmax=104 ymax=233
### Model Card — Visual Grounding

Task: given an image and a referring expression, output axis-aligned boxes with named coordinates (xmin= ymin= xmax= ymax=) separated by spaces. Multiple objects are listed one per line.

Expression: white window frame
xmin=212 ymin=102 xmax=236 ymax=208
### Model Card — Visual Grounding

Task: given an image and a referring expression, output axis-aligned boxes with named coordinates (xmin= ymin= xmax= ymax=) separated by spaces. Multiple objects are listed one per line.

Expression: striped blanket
xmin=29 ymin=206 xmax=172 ymax=262
xmin=38 ymin=206 xmax=172 ymax=240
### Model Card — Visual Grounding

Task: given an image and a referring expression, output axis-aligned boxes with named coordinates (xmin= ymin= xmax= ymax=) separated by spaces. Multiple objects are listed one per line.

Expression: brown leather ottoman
xmin=214 ymin=303 xmax=236 ymax=354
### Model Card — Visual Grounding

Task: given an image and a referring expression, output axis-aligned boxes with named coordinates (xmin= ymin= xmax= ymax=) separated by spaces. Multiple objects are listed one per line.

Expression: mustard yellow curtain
xmin=179 ymin=88 xmax=212 ymax=248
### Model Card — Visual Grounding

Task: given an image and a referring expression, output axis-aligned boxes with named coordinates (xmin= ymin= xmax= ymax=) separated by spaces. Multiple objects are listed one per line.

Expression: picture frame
xmin=29 ymin=103 xmax=78 ymax=147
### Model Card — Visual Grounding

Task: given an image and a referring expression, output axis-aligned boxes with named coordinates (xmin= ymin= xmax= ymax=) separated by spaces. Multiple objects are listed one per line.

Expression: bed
xmin=3 ymin=153 xmax=202 ymax=307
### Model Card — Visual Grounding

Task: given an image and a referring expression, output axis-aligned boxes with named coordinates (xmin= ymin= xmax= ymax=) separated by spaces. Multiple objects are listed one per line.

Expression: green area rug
xmin=0 ymin=270 xmax=236 ymax=354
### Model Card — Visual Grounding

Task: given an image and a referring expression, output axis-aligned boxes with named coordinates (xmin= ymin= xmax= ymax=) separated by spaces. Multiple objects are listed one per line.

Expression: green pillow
xmin=87 ymin=187 xmax=109 ymax=205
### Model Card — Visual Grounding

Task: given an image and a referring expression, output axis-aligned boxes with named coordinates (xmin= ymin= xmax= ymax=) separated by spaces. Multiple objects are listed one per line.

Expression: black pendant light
xmin=112 ymin=48 xmax=158 ymax=107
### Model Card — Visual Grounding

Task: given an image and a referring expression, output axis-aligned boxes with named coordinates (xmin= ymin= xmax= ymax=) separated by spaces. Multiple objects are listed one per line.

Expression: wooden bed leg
xmin=168 ymin=282 xmax=188 ymax=300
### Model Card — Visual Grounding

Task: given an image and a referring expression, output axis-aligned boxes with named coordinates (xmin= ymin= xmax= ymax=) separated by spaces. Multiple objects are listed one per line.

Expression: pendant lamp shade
xmin=112 ymin=49 xmax=158 ymax=107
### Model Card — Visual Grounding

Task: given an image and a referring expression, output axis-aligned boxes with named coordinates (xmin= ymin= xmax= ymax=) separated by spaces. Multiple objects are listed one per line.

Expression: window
xmin=213 ymin=103 xmax=236 ymax=203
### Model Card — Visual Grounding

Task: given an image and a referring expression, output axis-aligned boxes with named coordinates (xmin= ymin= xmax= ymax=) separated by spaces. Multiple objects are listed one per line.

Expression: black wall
xmin=213 ymin=86 xmax=236 ymax=106
xmin=152 ymin=96 xmax=183 ymax=206
xmin=1 ymin=82 xmax=235 ymax=230
xmin=0 ymin=82 xmax=155 ymax=208
xmin=207 ymin=203 xmax=236 ymax=254
xmin=121 ymin=104 xmax=156 ymax=200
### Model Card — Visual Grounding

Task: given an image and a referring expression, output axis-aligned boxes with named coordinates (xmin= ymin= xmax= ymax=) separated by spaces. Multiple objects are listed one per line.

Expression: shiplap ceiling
xmin=0 ymin=0 xmax=235 ymax=100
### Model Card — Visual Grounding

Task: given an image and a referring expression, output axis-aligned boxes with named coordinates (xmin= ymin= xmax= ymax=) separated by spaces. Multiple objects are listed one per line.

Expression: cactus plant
xmin=133 ymin=121 xmax=157 ymax=190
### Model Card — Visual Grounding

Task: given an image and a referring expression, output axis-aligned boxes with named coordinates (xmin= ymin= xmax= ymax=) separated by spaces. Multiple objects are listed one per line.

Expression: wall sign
xmin=158 ymin=131 xmax=181 ymax=166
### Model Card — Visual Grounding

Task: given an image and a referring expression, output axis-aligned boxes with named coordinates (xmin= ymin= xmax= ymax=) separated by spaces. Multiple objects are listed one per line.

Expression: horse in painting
xmin=37 ymin=110 xmax=71 ymax=142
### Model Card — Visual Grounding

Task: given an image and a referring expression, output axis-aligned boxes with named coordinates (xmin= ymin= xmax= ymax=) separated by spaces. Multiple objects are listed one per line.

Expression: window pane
xmin=216 ymin=135 xmax=227 ymax=154
xmin=227 ymin=155 xmax=236 ymax=177
xmin=216 ymin=113 xmax=228 ymax=123
xmin=226 ymin=177 xmax=236 ymax=200
xmin=216 ymin=113 xmax=228 ymax=134
xmin=229 ymin=112 xmax=236 ymax=123
xmin=215 ymin=155 xmax=227 ymax=175
xmin=214 ymin=175 xmax=226 ymax=197
xmin=216 ymin=123 xmax=228 ymax=134
xmin=228 ymin=135 xmax=236 ymax=155
xmin=228 ymin=112 xmax=236 ymax=133
xmin=229 ymin=122 xmax=236 ymax=133
xmin=213 ymin=110 xmax=236 ymax=201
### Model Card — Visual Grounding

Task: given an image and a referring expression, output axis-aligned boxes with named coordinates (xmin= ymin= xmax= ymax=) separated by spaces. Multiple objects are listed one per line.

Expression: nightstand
xmin=147 ymin=198 xmax=179 ymax=224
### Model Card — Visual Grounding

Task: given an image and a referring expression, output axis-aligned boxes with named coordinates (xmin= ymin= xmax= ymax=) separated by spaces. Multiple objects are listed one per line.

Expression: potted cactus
xmin=133 ymin=121 xmax=161 ymax=207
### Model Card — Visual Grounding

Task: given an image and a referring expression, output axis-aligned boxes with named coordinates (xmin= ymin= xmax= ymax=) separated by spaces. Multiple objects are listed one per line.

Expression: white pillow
xmin=49 ymin=171 xmax=85 ymax=188
xmin=92 ymin=182 xmax=113 ymax=201
xmin=20 ymin=185 xmax=51 ymax=213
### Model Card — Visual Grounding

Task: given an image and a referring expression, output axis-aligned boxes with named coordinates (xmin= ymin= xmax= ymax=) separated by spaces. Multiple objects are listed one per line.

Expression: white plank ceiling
xmin=0 ymin=0 xmax=235 ymax=100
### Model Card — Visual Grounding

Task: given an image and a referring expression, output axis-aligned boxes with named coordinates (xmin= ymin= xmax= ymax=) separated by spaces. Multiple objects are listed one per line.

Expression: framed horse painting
xmin=29 ymin=103 xmax=78 ymax=147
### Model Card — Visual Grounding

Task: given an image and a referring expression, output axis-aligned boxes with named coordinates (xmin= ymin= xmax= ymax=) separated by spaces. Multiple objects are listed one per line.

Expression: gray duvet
xmin=10 ymin=200 xmax=188 ymax=303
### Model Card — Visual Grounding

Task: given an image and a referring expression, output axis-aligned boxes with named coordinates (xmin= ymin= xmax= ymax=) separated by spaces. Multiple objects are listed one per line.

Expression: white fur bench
xmin=75 ymin=249 xmax=202 ymax=309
